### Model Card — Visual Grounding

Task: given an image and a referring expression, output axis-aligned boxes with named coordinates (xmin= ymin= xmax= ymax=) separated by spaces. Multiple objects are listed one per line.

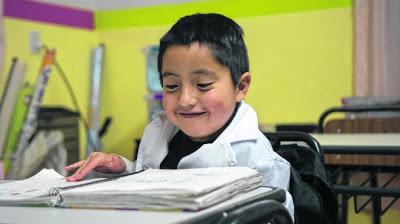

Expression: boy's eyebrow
xmin=162 ymin=69 xmax=219 ymax=78
xmin=162 ymin=72 xmax=179 ymax=78
xmin=192 ymin=69 xmax=218 ymax=78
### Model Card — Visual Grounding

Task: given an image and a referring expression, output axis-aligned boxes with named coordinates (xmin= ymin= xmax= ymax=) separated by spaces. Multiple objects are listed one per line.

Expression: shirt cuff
xmin=119 ymin=156 xmax=136 ymax=173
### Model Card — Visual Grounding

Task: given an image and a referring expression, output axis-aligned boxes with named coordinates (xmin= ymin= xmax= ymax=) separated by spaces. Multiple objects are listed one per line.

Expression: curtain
xmin=354 ymin=0 xmax=400 ymax=99
xmin=0 ymin=0 xmax=4 ymax=76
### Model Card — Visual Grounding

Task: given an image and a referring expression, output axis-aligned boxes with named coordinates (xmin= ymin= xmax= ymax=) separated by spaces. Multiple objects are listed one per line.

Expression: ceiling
xmin=34 ymin=0 xmax=199 ymax=11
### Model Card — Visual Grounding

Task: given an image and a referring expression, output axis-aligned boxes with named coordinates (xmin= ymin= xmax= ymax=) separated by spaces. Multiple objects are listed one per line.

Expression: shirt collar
xmin=213 ymin=102 xmax=260 ymax=144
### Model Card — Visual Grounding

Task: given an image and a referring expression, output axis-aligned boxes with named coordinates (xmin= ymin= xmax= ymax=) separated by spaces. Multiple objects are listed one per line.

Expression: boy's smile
xmin=178 ymin=111 xmax=206 ymax=118
xmin=161 ymin=43 xmax=250 ymax=142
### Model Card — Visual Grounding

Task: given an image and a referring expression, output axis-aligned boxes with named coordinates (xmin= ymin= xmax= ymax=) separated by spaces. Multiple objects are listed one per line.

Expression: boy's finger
xmin=64 ymin=160 xmax=85 ymax=171
xmin=67 ymin=154 xmax=105 ymax=181
xmin=66 ymin=160 xmax=90 ymax=182
xmin=67 ymin=161 xmax=91 ymax=181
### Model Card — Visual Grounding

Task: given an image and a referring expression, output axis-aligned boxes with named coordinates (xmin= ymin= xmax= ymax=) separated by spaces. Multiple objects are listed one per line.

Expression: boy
xmin=65 ymin=13 xmax=293 ymax=217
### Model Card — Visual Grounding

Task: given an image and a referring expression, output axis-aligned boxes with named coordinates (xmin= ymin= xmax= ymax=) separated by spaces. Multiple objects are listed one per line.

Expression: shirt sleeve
xmin=118 ymin=156 xmax=136 ymax=173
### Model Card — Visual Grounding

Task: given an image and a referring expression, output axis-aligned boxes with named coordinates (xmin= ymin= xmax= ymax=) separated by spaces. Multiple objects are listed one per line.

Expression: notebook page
xmin=65 ymin=167 xmax=259 ymax=196
xmin=0 ymin=169 xmax=103 ymax=201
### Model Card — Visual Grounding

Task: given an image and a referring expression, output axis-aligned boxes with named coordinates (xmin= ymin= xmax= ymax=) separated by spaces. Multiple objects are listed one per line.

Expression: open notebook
xmin=0 ymin=167 xmax=262 ymax=210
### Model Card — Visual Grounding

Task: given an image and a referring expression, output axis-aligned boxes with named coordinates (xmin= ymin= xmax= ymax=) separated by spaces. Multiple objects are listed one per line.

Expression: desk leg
xmin=342 ymin=172 xmax=349 ymax=224
xmin=336 ymin=171 xmax=349 ymax=224
xmin=371 ymin=174 xmax=381 ymax=224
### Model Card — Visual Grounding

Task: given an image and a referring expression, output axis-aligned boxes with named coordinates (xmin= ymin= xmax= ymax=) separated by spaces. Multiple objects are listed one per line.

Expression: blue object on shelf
xmin=146 ymin=46 xmax=162 ymax=93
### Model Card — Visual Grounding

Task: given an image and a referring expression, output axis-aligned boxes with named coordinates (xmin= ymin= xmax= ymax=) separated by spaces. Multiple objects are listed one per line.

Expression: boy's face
xmin=161 ymin=43 xmax=250 ymax=142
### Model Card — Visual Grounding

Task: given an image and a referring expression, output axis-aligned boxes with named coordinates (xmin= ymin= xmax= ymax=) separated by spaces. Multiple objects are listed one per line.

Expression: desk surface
xmin=311 ymin=133 xmax=400 ymax=166
xmin=311 ymin=133 xmax=400 ymax=147
xmin=0 ymin=187 xmax=282 ymax=224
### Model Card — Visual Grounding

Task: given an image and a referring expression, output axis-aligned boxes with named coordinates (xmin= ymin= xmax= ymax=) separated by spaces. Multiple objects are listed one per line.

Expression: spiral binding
xmin=47 ymin=168 xmax=147 ymax=206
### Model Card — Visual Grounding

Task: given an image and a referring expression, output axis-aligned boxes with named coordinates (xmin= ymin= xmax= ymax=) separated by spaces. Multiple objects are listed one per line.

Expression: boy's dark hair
xmin=158 ymin=13 xmax=249 ymax=87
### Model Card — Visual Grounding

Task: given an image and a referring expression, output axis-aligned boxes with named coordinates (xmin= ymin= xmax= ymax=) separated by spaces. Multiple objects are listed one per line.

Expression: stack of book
xmin=0 ymin=166 xmax=262 ymax=211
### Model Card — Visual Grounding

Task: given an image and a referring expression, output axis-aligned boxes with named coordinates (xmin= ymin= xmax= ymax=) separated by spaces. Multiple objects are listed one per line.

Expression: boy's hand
xmin=64 ymin=152 xmax=126 ymax=182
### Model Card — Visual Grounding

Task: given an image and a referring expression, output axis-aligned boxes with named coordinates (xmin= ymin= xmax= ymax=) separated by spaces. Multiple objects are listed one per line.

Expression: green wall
xmin=95 ymin=0 xmax=351 ymax=28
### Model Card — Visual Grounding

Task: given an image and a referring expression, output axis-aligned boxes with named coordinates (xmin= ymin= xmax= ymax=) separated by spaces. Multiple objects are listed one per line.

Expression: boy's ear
xmin=235 ymin=72 xmax=251 ymax=102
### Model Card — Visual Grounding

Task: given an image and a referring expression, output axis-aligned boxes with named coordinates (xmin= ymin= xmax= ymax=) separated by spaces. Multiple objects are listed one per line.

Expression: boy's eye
xmin=164 ymin=84 xmax=179 ymax=91
xmin=197 ymin=83 xmax=213 ymax=90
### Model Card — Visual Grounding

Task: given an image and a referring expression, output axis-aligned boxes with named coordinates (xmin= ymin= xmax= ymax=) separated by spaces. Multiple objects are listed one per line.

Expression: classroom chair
xmin=264 ymin=131 xmax=338 ymax=224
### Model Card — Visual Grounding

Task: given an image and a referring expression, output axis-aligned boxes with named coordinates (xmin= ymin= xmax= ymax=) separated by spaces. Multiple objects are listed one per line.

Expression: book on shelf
xmin=0 ymin=166 xmax=263 ymax=211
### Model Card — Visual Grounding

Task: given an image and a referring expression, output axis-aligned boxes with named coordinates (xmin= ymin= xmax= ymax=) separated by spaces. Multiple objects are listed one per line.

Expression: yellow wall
xmin=1 ymin=18 xmax=97 ymax=160
xmin=1 ymin=7 xmax=352 ymax=160
xmin=243 ymin=8 xmax=352 ymax=124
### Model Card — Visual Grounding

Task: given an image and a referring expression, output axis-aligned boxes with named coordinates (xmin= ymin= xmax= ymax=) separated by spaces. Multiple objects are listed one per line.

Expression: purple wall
xmin=3 ymin=0 xmax=94 ymax=30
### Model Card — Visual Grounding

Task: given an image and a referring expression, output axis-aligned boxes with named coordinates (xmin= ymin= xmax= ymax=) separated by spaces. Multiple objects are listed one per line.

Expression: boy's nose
xmin=178 ymin=87 xmax=197 ymax=108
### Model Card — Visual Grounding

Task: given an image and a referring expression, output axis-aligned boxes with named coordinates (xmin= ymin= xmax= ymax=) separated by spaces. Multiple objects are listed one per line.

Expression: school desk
xmin=311 ymin=133 xmax=400 ymax=224
xmin=312 ymin=133 xmax=400 ymax=166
